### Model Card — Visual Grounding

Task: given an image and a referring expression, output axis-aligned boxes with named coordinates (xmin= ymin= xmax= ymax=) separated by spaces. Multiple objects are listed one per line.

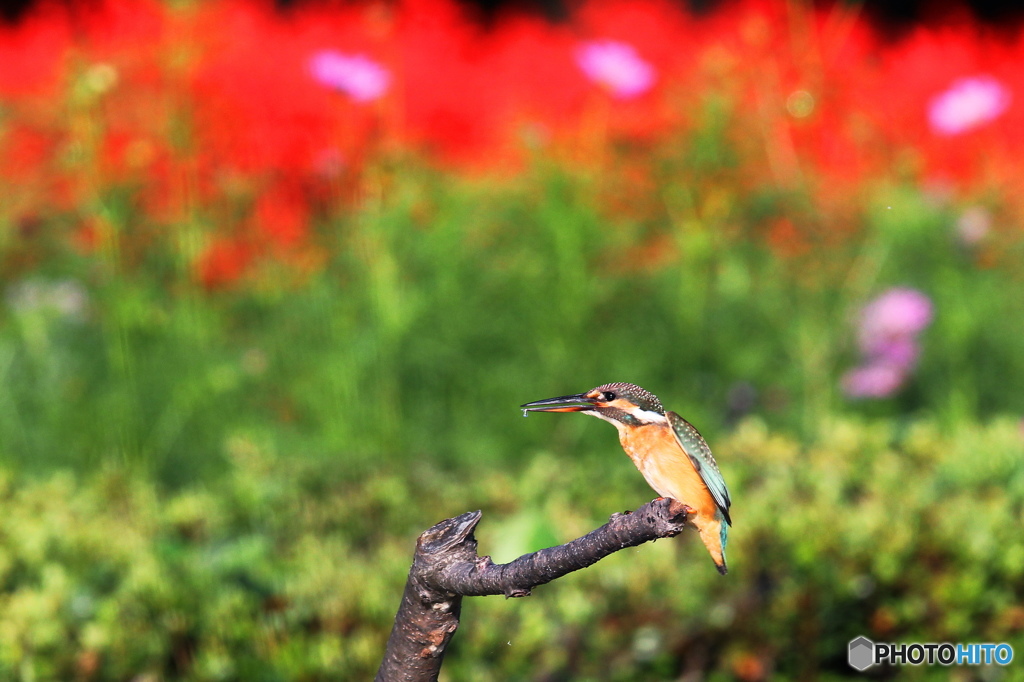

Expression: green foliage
xmin=3 ymin=95 xmax=1024 ymax=679
xmin=2 ymin=156 xmax=1023 ymax=481
xmin=0 ymin=419 xmax=1021 ymax=680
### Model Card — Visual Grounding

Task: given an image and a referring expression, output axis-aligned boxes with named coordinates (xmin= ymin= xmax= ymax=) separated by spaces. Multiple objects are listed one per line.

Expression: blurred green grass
xmin=2 ymin=157 xmax=1022 ymax=483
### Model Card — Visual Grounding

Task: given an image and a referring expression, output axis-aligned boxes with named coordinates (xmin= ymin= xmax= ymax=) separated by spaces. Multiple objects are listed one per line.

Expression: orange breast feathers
xmin=618 ymin=424 xmax=719 ymax=520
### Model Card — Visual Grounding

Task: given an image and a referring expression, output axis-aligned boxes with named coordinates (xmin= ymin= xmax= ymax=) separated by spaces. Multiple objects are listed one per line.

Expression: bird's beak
xmin=520 ymin=392 xmax=596 ymax=413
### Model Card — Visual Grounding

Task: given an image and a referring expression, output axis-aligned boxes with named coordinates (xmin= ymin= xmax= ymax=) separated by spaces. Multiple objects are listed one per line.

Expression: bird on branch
xmin=522 ymin=382 xmax=732 ymax=574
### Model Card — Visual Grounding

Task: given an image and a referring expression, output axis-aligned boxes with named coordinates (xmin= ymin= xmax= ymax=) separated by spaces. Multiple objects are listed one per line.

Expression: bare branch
xmin=375 ymin=498 xmax=690 ymax=682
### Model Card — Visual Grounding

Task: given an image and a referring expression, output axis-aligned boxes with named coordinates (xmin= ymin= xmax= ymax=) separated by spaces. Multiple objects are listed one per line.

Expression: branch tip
xmin=418 ymin=510 xmax=483 ymax=554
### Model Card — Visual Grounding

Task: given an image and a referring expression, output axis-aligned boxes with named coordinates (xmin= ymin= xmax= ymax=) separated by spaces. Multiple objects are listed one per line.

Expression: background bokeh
xmin=1 ymin=0 xmax=1023 ymax=679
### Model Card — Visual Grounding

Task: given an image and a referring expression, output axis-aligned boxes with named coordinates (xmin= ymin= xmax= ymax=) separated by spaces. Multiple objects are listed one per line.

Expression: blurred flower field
xmin=1 ymin=0 xmax=1024 ymax=679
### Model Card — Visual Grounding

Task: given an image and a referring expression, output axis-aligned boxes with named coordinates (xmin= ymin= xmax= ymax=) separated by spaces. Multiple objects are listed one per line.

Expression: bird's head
xmin=521 ymin=382 xmax=666 ymax=429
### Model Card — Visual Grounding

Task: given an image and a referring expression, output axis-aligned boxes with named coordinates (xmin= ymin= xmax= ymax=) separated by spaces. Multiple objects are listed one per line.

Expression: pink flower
xmin=858 ymin=288 xmax=933 ymax=358
xmin=575 ymin=40 xmax=655 ymax=99
xmin=862 ymin=335 xmax=921 ymax=369
xmin=842 ymin=363 xmax=907 ymax=399
xmin=309 ymin=51 xmax=390 ymax=102
xmin=842 ymin=288 xmax=934 ymax=400
xmin=928 ymin=76 xmax=1011 ymax=136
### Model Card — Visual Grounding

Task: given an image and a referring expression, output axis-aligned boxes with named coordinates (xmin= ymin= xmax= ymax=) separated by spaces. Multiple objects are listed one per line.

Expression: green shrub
xmin=1 ymin=418 xmax=1020 ymax=680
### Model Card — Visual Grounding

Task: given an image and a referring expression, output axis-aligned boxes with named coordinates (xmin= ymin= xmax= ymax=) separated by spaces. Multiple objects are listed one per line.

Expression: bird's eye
xmin=602 ymin=391 xmax=616 ymax=401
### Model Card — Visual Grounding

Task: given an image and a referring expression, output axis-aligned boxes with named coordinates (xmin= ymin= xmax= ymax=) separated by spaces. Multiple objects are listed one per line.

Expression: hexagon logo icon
xmin=848 ymin=636 xmax=875 ymax=671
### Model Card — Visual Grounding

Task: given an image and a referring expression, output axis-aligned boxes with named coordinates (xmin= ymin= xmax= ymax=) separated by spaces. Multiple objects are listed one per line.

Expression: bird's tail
xmin=698 ymin=513 xmax=729 ymax=575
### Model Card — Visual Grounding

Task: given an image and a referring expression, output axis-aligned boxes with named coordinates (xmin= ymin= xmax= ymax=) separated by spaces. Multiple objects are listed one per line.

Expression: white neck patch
xmin=630 ymin=407 xmax=667 ymax=425
xmin=586 ymin=406 xmax=667 ymax=429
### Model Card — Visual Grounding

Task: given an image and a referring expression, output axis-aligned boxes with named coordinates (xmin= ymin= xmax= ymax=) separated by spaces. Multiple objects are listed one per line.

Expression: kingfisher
xmin=521 ymin=382 xmax=732 ymax=574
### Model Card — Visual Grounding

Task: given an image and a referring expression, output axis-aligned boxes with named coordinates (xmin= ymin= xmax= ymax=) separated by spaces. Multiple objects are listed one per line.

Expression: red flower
xmin=251 ymin=185 xmax=309 ymax=248
xmin=0 ymin=5 xmax=70 ymax=97
xmin=196 ymin=238 xmax=252 ymax=290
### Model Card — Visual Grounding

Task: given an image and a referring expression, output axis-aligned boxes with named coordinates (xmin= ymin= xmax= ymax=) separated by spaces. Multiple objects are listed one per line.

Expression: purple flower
xmin=928 ymin=76 xmax=1011 ymax=136
xmin=858 ymin=288 xmax=933 ymax=358
xmin=575 ymin=40 xmax=655 ymax=99
xmin=863 ymin=335 xmax=921 ymax=369
xmin=842 ymin=363 xmax=907 ymax=399
xmin=842 ymin=288 xmax=934 ymax=400
xmin=309 ymin=50 xmax=390 ymax=103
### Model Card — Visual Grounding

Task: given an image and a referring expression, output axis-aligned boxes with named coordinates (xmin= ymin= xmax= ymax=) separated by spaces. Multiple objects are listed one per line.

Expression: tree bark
xmin=375 ymin=497 xmax=690 ymax=682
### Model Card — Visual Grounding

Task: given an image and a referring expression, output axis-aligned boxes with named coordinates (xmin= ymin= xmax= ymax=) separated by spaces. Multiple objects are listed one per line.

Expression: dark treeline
xmin=2 ymin=0 xmax=1023 ymax=33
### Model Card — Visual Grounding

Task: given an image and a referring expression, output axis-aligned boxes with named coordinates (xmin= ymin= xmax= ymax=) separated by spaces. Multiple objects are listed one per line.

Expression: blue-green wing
xmin=666 ymin=411 xmax=732 ymax=526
